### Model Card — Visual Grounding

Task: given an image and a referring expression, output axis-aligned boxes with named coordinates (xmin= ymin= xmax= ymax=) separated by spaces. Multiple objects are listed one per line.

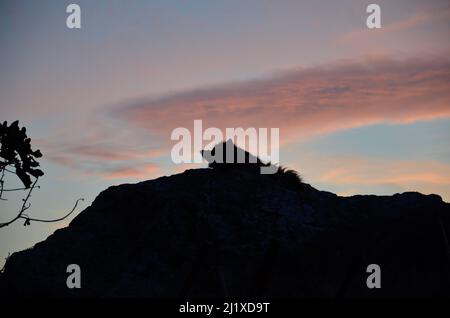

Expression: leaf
xmin=32 ymin=149 xmax=43 ymax=158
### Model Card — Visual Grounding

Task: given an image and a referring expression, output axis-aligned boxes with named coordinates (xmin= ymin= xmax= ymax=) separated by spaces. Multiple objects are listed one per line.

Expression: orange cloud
xmin=102 ymin=163 xmax=160 ymax=180
xmin=296 ymin=153 xmax=450 ymax=201
xmin=317 ymin=160 xmax=450 ymax=186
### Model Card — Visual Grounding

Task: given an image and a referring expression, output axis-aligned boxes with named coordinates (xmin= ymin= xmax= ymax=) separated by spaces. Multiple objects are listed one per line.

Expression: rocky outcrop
xmin=1 ymin=168 xmax=449 ymax=297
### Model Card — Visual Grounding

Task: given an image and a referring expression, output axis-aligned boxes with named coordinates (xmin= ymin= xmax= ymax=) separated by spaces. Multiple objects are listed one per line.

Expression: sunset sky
xmin=1 ymin=0 xmax=450 ymax=266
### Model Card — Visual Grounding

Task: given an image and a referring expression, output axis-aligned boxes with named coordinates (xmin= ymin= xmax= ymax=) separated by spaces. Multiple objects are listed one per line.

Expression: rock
xmin=0 ymin=168 xmax=449 ymax=297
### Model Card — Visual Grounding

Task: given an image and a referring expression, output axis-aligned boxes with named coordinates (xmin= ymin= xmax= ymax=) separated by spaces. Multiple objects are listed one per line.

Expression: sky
xmin=1 ymin=0 xmax=450 ymax=267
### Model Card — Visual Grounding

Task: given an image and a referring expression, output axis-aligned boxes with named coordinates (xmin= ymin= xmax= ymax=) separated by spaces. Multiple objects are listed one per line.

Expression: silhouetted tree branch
xmin=19 ymin=198 xmax=84 ymax=225
xmin=0 ymin=120 xmax=83 ymax=229
xmin=0 ymin=178 xmax=37 ymax=228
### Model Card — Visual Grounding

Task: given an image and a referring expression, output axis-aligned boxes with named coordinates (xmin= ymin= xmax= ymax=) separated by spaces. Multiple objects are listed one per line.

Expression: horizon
xmin=1 ymin=0 xmax=450 ymax=269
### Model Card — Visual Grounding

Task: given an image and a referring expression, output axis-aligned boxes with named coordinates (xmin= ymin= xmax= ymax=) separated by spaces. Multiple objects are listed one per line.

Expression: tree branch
xmin=0 ymin=168 xmax=5 ymax=200
xmin=2 ymin=186 xmax=40 ymax=192
xmin=0 ymin=178 xmax=38 ymax=228
xmin=19 ymin=198 xmax=84 ymax=224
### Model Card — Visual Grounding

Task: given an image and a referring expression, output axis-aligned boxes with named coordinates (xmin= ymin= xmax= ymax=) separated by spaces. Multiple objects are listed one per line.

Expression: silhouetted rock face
xmin=1 ymin=168 xmax=450 ymax=297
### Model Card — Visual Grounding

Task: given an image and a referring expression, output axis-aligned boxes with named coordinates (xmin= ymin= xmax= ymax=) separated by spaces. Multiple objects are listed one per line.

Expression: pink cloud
xmin=43 ymin=55 xmax=450 ymax=184
xmin=339 ymin=5 xmax=450 ymax=44
xmin=37 ymin=117 xmax=165 ymax=179
xmin=118 ymin=56 xmax=450 ymax=146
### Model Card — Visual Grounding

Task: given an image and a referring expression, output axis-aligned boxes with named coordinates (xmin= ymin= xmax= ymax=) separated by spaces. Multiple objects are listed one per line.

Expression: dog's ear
xmin=201 ymin=149 xmax=213 ymax=163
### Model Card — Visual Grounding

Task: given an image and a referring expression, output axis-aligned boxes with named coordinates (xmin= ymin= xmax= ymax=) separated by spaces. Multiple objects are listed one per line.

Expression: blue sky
xmin=1 ymin=0 xmax=449 ymax=267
